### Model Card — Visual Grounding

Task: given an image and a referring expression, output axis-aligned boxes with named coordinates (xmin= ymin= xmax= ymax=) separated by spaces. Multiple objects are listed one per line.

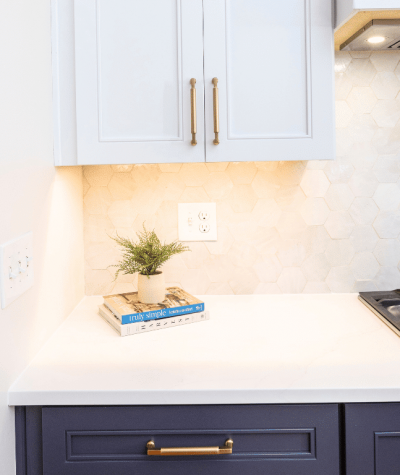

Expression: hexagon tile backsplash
xmin=83 ymin=51 xmax=400 ymax=296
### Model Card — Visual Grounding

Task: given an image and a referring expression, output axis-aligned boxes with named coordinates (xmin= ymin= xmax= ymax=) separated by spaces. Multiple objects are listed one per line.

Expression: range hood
xmin=334 ymin=5 xmax=400 ymax=52
xmin=341 ymin=19 xmax=400 ymax=50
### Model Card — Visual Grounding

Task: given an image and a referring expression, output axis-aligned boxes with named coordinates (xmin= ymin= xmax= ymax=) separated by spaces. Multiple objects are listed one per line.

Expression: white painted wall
xmin=0 ymin=0 xmax=85 ymax=473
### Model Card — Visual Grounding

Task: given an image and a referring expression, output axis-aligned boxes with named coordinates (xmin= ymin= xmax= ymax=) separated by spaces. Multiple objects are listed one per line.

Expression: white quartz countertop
xmin=8 ymin=294 xmax=400 ymax=406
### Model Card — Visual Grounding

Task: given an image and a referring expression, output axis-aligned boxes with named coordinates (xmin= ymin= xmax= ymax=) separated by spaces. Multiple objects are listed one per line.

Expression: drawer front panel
xmin=346 ymin=403 xmax=400 ymax=475
xmin=43 ymin=405 xmax=339 ymax=475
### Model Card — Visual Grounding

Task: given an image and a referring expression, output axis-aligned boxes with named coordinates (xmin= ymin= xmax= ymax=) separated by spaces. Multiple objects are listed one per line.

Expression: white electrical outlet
xmin=178 ymin=203 xmax=217 ymax=241
xmin=0 ymin=232 xmax=34 ymax=309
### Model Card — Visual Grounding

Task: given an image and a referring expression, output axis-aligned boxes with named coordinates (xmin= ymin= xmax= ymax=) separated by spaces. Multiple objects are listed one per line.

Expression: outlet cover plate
xmin=178 ymin=203 xmax=217 ymax=242
xmin=0 ymin=232 xmax=34 ymax=309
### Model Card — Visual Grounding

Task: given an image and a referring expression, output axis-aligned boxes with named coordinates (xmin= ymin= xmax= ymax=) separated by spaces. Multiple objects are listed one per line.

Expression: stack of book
xmin=98 ymin=286 xmax=209 ymax=337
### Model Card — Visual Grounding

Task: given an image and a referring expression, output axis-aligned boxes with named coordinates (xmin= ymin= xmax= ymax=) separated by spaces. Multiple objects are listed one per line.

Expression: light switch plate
xmin=178 ymin=203 xmax=217 ymax=242
xmin=0 ymin=232 xmax=34 ymax=309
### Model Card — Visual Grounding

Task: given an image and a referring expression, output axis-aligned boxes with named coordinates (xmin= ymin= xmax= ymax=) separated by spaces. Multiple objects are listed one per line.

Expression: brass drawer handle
xmin=147 ymin=438 xmax=233 ymax=456
xmin=212 ymin=77 xmax=219 ymax=145
xmin=190 ymin=78 xmax=197 ymax=146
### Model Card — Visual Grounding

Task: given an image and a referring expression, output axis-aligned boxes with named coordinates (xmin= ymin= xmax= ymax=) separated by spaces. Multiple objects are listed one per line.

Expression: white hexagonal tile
xmin=277 ymin=239 xmax=306 ymax=267
xmin=111 ymin=165 xmax=134 ymax=173
xmin=335 ymin=72 xmax=352 ymax=100
xmin=348 ymin=142 xmax=378 ymax=170
xmin=84 ymin=187 xmax=112 ymax=215
xmin=303 ymin=282 xmax=331 ymax=293
xmin=373 ymin=156 xmax=400 ymax=183
xmin=227 ymin=162 xmax=257 ymax=185
xmin=82 ymin=176 xmax=90 ymax=195
xmin=251 ymin=170 xmax=280 ymax=199
xmin=206 ymin=163 xmax=229 ymax=172
xmin=336 ymin=128 xmax=355 ymax=156
xmin=350 ymin=52 xmax=371 ymax=59
xmin=325 ymin=240 xmax=355 ymax=267
xmin=204 ymin=255 xmax=235 ymax=283
xmin=131 ymin=183 xmax=163 ymax=215
xmin=375 ymin=266 xmax=400 ymax=290
xmin=351 ymin=252 xmax=380 ymax=280
xmin=326 ymin=267 xmax=355 ymax=293
xmin=229 ymin=267 xmax=260 ymax=294
xmin=131 ymin=165 xmax=161 ymax=185
xmin=349 ymin=197 xmax=379 ymax=225
xmin=253 ymin=255 xmax=282 ymax=283
xmin=274 ymin=161 xmax=306 ymax=186
xmin=275 ymin=186 xmax=306 ymax=212
xmin=86 ymin=242 xmax=119 ymax=270
xmin=206 ymin=283 xmax=234 ymax=295
xmin=254 ymin=283 xmax=282 ymax=294
xmin=179 ymin=186 xmax=211 ymax=203
xmin=84 ymin=215 xmax=114 ymax=243
xmin=181 ymin=268 xmax=211 ymax=295
xmin=85 ymin=269 xmax=114 ymax=296
xmin=300 ymin=170 xmax=330 ymax=197
xmin=336 ymin=100 xmax=354 ymax=128
xmin=300 ymin=198 xmax=330 ymax=225
xmin=325 ymin=184 xmax=354 ymax=211
xmin=374 ymin=239 xmax=400 ymax=266
xmin=324 ymin=211 xmax=355 ymax=239
xmin=108 ymin=173 xmax=135 ymax=200
xmin=350 ymin=225 xmax=379 ymax=252
xmin=181 ymin=242 xmax=210 ymax=269
xmin=178 ymin=163 xmax=209 ymax=186
xmin=251 ymin=199 xmax=282 ymax=227
xmin=373 ymin=211 xmax=400 ymax=238
xmin=373 ymin=124 xmax=400 ymax=155
xmin=373 ymin=183 xmax=400 ymax=210
xmin=162 ymin=255 xmax=187 ymax=283
xmin=352 ymin=280 xmax=377 ymax=292
xmin=83 ymin=166 xmax=113 ymax=187
xmin=324 ymin=157 xmax=354 ymax=184
xmin=155 ymin=173 xmax=185 ymax=201
xmin=349 ymin=170 xmax=378 ymax=197
xmin=370 ymin=51 xmax=400 ymax=72
xmin=251 ymin=227 xmax=280 ymax=258
xmin=276 ymin=212 xmax=307 ymax=240
xmin=107 ymin=200 xmax=137 ymax=228
xmin=371 ymin=98 xmax=400 ymax=128
xmin=347 ymin=87 xmax=377 ymax=113
xmin=277 ymin=267 xmax=306 ymax=293
xmin=203 ymin=172 xmax=233 ymax=200
xmin=158 ymin=163 xmax=182 ymax=173
xmin=371 ymin=72 xmax=400 ymax=99
xmin=227 ymin=242 xmax=260 ymax=268
xmin=345 ymin=59 xmax=377 ymax=86
xmin=346 ymin=114 xmax=378 ymax=143
xmin=335 ymin=51 xmax=352 ymax=73
xmin=205 ymin=226 xmax=234 ymax=255
xmin=227 ymin=185 xmax=258 ymax=213
xmin=300 ymin=226 xmax=331 ymax=256
xmin=154 ymin=200 xmax=178 ymax=229
xmin=301 ymin=254 xmax=330 ymax=282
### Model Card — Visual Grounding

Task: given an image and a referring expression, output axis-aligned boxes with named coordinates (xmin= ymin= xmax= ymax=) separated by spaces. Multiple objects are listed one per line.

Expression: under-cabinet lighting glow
xmin=367 ymin=36 xmax=386 ymax=44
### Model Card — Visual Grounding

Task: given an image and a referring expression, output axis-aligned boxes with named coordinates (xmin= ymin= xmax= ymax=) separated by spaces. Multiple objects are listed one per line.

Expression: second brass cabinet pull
xmin=212 ymin=77 xmax=220 ymax=145
xmin=190 ymin=78 xmax=197 ymax=146
xmin=147 ymin=439 xmax=233 ymax=456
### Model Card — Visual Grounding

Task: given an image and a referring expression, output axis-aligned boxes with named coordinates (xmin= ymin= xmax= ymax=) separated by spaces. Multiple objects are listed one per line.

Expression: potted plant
xmin=111 ymin=226 xmax=189 ymax=304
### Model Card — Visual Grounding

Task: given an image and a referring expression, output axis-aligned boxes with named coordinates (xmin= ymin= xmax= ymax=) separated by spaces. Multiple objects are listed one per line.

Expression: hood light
xmin=367 ymin=36 xmax=386 ymax=44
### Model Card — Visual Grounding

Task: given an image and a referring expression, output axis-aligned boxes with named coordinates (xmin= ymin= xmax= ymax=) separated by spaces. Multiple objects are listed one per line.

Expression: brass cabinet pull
xmin=147 ymin=438 xmax=233 ymax=456
xmin=212 ymin=77 xmax=220 ymax=145
xmin=190 ymin=78 xmax=197 ymax=146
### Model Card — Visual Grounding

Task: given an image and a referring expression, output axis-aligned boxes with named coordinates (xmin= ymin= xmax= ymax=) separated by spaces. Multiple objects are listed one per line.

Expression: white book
xmin=98 ymin=304 xmax=210 ymax=337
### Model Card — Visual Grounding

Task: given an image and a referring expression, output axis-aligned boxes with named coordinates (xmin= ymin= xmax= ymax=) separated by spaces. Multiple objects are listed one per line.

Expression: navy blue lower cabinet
xmin=38 ymin=404 xmax=339 ymax=475
xmin=346 ymin=403 xmax=400 ymax=475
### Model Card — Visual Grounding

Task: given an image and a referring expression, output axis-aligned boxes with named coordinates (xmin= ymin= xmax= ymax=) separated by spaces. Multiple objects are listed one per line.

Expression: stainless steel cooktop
xmin=359 ymin=290 xmax=400 ymax=337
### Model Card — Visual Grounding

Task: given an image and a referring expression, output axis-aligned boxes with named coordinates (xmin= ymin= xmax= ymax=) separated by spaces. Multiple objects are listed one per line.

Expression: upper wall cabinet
xmin=52 ymin=0 xmax=335 ymax=165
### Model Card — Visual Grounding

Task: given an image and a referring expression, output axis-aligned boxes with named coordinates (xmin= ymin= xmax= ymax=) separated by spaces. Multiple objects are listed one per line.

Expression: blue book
xmin=103 ymin=287 xmax=205 ymax=325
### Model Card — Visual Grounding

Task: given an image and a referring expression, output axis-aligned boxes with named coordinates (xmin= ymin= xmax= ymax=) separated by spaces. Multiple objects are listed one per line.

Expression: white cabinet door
xmin=203 ymin=0 xmax=335 ymax=162
xmin=74 ymin=0 xmax=204 ymax=165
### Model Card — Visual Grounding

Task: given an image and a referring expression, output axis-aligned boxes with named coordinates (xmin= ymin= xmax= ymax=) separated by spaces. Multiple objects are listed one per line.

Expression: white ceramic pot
xmin=138 ymin=272 xmax=165 ymax=304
